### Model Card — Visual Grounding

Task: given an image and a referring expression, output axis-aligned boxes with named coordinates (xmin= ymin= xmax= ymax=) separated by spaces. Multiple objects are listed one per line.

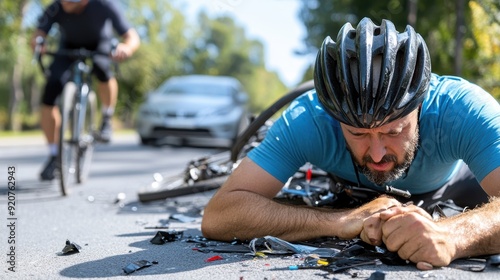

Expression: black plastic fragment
xmin=150 ymin=230 xmax=184 ymax=244
xmin=61 ymin=240 xmax=82 ymax=255
xmin=489 ymin=254 xmax=500 ymax=267
xmin=122 ymin=260 xmax=153 ymax=274
xmin=368 ymin=270 xmax=386 ymax=280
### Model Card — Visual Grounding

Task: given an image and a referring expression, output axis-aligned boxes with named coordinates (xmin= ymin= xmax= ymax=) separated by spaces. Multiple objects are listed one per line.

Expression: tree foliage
xmin=297 ymin=0 xmax=499 ymax=98
xmin=0 ymin=0 xmax=288 ymax=130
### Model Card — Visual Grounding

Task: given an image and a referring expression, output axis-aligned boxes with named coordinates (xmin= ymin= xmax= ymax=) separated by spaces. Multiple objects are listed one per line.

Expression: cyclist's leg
xmin=409 ymin=162 xmax=489 ymax=212
xmin=92 ymin=55 xmax=115 ymax=142
xmin=40 ymin=58 xmax=72 ymax=180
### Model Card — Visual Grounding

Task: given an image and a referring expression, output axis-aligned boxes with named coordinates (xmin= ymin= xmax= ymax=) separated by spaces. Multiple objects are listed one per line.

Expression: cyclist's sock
xmin=98 ymin=114 xmax=113 ymax=143
xmin=101 ymin=106 xmax=114 ymax=117
xmin=49 ymin=143 xmax=58 ymax=156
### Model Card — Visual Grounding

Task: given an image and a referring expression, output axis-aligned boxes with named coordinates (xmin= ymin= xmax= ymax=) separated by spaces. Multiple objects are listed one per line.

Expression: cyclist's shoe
xmin=40 ymin=156 xmax=58 ymax=181
xmin=97 ymin=117 xmax=112 ymax=143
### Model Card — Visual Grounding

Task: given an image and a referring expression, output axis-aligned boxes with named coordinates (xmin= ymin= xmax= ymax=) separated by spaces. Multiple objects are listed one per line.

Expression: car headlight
xmin=139 ymin=108 xmax=161 ymax=117
xmin=198 ymin=106 xmax=234 ymax=117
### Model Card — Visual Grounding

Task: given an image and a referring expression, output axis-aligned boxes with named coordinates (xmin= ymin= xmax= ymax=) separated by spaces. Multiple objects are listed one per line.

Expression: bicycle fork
xmin=71 ymin=83 xmax=91 ymax=150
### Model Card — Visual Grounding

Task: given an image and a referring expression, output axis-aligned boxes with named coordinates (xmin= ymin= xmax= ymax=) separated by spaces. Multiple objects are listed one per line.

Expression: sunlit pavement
xmin=1 ymin=133 xmax=498 ymax=279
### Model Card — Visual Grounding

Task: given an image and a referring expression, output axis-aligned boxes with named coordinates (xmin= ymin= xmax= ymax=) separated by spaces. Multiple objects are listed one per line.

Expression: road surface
xmin=0 ymin=133 xmax=499 ymax=279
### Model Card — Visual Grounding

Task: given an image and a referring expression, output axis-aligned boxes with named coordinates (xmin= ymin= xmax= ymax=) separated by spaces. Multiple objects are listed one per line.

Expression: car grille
xmin=165 ymin=112 xmax=197 ymax=118
xmin=152 ymin=127 xmax=212 ymax=137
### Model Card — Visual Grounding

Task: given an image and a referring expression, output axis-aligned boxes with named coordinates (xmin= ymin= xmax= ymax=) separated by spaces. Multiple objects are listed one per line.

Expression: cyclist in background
xmin=31 ymin=0 xmax=140 ymax=181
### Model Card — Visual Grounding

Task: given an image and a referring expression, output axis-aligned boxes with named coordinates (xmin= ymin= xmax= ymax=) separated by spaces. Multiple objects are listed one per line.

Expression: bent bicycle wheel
xmin=138 ymin=174 xmax=229 ymax=203
xmin=230 ymin=80 xmax=314 ymax=162
xmin=76 ymin=90 xmax=97 ymax=183
xmin=58 ymin=82 xmax=79 ymax=196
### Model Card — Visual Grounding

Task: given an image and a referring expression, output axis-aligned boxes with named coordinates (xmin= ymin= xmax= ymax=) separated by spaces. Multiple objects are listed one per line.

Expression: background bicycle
xmin=34 ymin=37 xmax=116 ymax=196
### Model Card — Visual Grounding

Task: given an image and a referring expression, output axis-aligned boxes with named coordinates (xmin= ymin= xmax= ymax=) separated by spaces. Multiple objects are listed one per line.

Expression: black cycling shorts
xmin=41 ymin=53 xmax=114 ymax=106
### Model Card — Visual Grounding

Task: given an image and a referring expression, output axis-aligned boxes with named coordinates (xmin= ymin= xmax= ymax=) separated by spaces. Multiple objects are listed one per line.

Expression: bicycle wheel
xmin=58 ymin=82 xmax=78 ymax=196
xmin=138 ymin=151 xmax=232 ymax=202
xmin=230 ymin=80 xmax=314 ymax=162
xmin=76 ymin=89 xmax=97 ymax=183
xmin=138 ymin=174 xmax=228 ymax=203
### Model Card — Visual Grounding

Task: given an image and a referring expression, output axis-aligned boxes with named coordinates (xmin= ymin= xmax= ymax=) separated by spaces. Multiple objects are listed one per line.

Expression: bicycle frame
xmin=68 ymin=55 xmax=93 ymax=145
xmin=35 ymin=41 xmax=104 ymax=195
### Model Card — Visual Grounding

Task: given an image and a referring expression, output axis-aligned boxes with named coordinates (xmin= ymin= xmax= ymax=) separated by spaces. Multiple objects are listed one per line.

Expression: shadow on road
xmin=0 ymin=178 xmax=65 ymax=202
xmin=58 ymin=228 xmax=250 ymax=278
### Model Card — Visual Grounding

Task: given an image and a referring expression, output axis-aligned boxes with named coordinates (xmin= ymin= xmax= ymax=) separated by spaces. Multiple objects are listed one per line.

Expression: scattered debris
xmin=489 ymin=254 xmax=500 ymax=267
xmin=114 ymin=192 xmax=126 ymax=205
xmin=368 ymin=270 xmax=386 ymax=280
xmin=171 ymin=213 xmax=197 ymax=223
xmin=122 ymin=260 xmax=153 ymax=274
xmin=205 ymin=255 xmax=224 ymax=262
xmin=61 ymin=240 xmax=82 ymax=255
xmin=249 ymin=235 xmax=324 ymax=255
xmin=150 ymin=230 xmax=184 ymax=244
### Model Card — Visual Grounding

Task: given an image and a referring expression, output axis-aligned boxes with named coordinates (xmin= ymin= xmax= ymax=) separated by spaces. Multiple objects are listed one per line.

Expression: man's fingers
xmin=416 ymin=261 xmax=434 ymax=270
xmin=379 ymin=205 xmax=432 ymax=221
xmin=360 ymin=213 xmax=383 ymax=245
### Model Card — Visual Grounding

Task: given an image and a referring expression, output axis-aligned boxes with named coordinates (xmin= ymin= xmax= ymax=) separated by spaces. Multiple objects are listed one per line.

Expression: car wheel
xmin=140 ymin=136 xmax=157 ymax=145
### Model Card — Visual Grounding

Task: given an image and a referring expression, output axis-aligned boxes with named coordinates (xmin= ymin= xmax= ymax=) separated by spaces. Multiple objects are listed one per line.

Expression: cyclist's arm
xmin=113 ymin=28 xmax=140 ymax=61
xmin=201 ymin=157 xmax=401 ymax=242
xmin=30 ymin=29 xmax=47 ymax=52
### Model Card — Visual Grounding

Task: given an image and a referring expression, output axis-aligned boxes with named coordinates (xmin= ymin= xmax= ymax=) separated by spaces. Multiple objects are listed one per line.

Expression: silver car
xmin=136 ymin=75 xmax=249 ymax=147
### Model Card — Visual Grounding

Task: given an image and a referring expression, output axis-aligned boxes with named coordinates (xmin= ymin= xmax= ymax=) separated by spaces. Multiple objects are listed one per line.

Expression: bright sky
xmin=177 ymin=0 xmax=315 ymax=87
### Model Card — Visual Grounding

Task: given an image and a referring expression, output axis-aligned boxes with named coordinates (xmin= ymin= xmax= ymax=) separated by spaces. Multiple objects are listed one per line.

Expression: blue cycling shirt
xmin=248 ymin=74 xmax=500 ymax=194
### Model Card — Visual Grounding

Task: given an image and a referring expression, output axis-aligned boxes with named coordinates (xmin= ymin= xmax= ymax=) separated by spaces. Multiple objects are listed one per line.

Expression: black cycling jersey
xmin=37 ymin=0 xmax=132 ymax=106
xmin=38 ymin=0 xmax=130 ymax=52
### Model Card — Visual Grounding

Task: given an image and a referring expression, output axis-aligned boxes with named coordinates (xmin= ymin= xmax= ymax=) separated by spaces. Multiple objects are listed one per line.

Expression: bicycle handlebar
xmin=33 ymin=36 xmax=118 ymax=76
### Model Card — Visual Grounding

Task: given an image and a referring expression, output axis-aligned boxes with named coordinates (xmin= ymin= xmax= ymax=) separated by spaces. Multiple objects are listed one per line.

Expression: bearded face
xmin=349 ymin=126 xmax=419 ymax=185
xmin=340 ymin=109 xmax=420 ymax=185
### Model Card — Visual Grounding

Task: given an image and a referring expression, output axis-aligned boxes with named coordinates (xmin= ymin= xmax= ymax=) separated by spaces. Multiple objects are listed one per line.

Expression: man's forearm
xmin=445 ymin=197 xmax=500 ymax=260
xmin=202 ymin=190 xmax=343 ymax=242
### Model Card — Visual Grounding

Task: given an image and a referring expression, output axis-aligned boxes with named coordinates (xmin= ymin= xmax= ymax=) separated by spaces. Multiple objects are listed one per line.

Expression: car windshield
xmin=159 ymin=81 xmax=232 ymax=96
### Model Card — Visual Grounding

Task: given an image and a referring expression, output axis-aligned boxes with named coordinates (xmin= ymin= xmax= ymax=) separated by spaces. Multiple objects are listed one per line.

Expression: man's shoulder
xmin=89 ymin=0 xmax=119 ymax=9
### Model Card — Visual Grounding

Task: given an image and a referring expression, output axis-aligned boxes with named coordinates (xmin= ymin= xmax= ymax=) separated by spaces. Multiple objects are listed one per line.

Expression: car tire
xmin=140 ymin=136 xmax=157 ymax=145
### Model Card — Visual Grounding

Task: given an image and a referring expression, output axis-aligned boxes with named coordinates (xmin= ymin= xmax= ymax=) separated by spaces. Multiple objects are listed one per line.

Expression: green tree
xmin=0 ymin=0 xmax=29 ymax=131
xmin=185 ymin=12 xmax=287 ymax=113
xmin=468 ymin=0 xmax=500 ymax=98
xmin=297 ymin=0 xmax=478 ymax=77
xmin=0 ymin=0 xmax=290 ymax=130
xmin=116 ymin=0 xmax=190 ymax=126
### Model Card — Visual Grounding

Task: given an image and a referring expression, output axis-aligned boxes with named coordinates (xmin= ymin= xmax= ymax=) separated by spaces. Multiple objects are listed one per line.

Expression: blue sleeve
xmin=248 ymin=91 xmax=336 ymax=183
xmin=433 ymin=77 xmax=500 ymax=182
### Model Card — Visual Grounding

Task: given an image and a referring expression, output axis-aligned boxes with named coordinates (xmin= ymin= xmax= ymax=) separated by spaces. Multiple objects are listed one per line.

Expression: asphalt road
xmin=0 ymin=133 xmax=499 ymax=279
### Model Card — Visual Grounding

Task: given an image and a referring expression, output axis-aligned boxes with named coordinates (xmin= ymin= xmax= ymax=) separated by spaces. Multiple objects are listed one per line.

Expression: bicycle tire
xmin=58 ymin=82 xmax=79 ymax=196
xmin=230 ymin=80 xmax=315 ymax=162
xmin=76 ymin=90 xmax=97 ymax=183
xmin=138 ymin=174 xmax=229 ymax=203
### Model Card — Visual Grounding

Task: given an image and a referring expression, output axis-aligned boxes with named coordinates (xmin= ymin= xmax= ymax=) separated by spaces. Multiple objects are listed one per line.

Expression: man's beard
xmin=348 ymin=128 xmax=419 ymax=185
